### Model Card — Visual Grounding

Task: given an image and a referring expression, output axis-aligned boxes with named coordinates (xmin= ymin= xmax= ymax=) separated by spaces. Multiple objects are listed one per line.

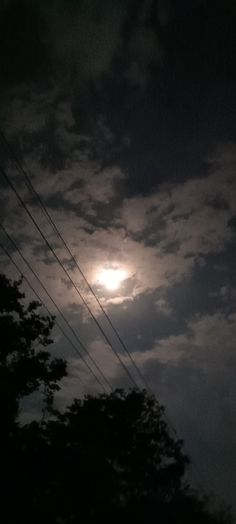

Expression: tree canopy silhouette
xmin=0 ymin=273 xmax=233 ymax=524
xmin=0 ymin=273 xmax=66 ymax=436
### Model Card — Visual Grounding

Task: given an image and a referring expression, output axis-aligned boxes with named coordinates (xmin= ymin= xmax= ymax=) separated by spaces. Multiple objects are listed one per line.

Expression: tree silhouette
xmin=44 ymin=389 xmax=188 ymax=523
xmin=0 ymin=274 xmax=233 ymax=524
xmin=0 ymin=273 xmax=66 ymax=436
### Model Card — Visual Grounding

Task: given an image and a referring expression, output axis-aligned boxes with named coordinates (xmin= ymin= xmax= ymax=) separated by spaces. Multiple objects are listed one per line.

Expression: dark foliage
xmin=0 ymin=274 xmax=233 ymax=524
xmin=0 ymin=273 xmax=66 ymax=436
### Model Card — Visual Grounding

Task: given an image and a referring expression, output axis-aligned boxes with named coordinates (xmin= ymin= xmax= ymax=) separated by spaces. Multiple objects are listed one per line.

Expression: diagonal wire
xmin=0 ymin=241 xmax=92 ymax=392
xmin=0 ymin=133 xmax=213 ymax=496
xmin=0 ymin=164 xmax=139 ymax=389
xmin=0 ymin=130 xmax=150 ymax=390
xmin=0 ymin=239 xmax=210 ymax=495
xmin=0 ymin=224 xmax=111 ymax=393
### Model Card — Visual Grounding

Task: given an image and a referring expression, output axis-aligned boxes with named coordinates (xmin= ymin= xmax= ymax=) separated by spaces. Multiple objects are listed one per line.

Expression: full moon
xmin=98 ymin=268 xmax=127 ymax=291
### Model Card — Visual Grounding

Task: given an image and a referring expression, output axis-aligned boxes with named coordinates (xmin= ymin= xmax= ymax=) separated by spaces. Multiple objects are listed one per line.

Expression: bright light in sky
xmin=98 ymin=268 xmax=127 ymax=290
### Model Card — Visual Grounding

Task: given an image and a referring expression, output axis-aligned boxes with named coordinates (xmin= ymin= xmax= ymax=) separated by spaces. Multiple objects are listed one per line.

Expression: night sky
xmin=0 ymin=0 xmax=236 ymax=513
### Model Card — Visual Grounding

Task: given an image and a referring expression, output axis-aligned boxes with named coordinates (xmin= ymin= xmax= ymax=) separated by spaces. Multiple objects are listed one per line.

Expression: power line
xmin=0 ymin=240 xmax=93 ymax=393
xmin=0 ymin=130 xmax=151 ymax=389
xmin=0 ymin=238 xmax=210 ymax=496
xmin=0 ymin=224 xmax=111 ymax=393
xmin=0 ymin=165 xmax=139 ymax=389
xmin=0 ymin=234 xmax=107 ymax=392
xmin=0 ymin=130 xmax=150 ymax=390
xmin=0 ymin=135 xmax=212 ymax=496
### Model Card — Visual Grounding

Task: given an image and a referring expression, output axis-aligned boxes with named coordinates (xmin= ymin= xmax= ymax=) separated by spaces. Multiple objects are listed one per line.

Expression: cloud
xmin=115 ymin=143 xmax=236 ymax=291
xmin=0 ymin=0 xmax=124 ymax=89
xmin=46 ymin=0 xmax=126 ymax=83
xmin=155 ymin=297 xmax=173 ymax=316
xmin=2 ymin=137 xmax=236 ymax=318
xmin=0 ymin=0 xmax=165 ymax=97
xmin=51 ymin=307 xmax=236 ymax=517
xmin=1 ymin=80 xmax=235 ymax=314
xmin=130 ymin=310 xmax=236 ymax=511
xmin=56 ymin=308 xmax=236 ymax=415
xmin=2 ymin=94 xmax=46 ymax=136
xmin=119 ymin=155 xmax=236 ymax=254
xmin=129 ymin=311 xmax=236 ymax=380
xmin=44 ymin=0 xmax=165 ymax=89
xmin=55 ymin=336 xmax=133 ymax=407
xmin=125 ymin=27 xmax=162 ymax=87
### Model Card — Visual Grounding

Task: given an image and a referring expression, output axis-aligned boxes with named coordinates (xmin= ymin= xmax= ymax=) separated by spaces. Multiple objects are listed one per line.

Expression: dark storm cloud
xmin=2 ymin=0 xmax=235 ymax=198
xmin=0 ymin=0 xmax=170 ymax=175
xmin=1 ymin=1 xmax=236 ymax=515
xmin=0 ymin=0 xmax=166 ymax=91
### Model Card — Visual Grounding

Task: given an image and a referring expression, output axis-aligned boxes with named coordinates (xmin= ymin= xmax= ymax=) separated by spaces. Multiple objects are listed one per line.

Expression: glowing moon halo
xmin=98 ymin=268 xmax=127 ymax=291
